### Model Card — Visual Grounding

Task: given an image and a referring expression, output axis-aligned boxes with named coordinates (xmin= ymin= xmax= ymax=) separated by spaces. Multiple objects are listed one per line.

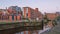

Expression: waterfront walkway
xmin=41 ymin=22 xmax=60 ymax=34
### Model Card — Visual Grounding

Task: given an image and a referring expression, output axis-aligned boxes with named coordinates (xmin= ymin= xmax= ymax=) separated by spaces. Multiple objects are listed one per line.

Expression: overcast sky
xmin=0 ymin=0 xmax=60 ymax=13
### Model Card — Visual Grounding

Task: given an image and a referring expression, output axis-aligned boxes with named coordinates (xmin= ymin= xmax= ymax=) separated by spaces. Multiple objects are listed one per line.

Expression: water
xmin=15 ymin=26 xmax=52 ymax=34
xmin=0 ymin=24 xmax=52 ymax=34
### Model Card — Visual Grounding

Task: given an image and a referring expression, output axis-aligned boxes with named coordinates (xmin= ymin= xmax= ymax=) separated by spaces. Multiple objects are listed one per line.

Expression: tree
xmin=52 ymin=20 xmax=57 ymax=26
xmin=56 ymin=16 xmax=60 ymax=21
xmin=42 ymin=15 xmax=51 ymax=25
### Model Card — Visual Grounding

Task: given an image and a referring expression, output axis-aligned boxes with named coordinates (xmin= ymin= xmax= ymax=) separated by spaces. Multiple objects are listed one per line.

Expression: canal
xmin=0 ymin=25 xmax=52 ymax=34
xmin=0 ymin=26 xmax=43 ymax=34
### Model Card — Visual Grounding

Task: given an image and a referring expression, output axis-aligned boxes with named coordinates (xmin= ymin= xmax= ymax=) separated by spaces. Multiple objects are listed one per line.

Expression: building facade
xmin=23 ymin=7 xmax=43 ymax=21
xmin=0 ymin=6 xmax=22 ymax=21
xmin=45 ymin=13 xmax=57 ymax=20
xmin=7 ymin=6 xmax=22 ymax=15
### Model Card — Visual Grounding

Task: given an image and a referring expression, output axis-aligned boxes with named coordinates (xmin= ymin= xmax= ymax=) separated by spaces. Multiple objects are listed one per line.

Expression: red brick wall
xmin=45 ymin=13 xmax=57 ymax=20
xmin=28 ymin=8 xmax=31 ymax=19
xmin=17 ymin=15 xmax=20 ymax=20
xmin=30 ymin=7 xmax=43 ymax=20
xmin=23 ymin=7 xmax=43 ymax=20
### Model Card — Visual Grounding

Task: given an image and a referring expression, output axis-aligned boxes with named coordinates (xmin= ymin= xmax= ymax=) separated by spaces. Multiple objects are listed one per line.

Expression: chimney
xmin=35 ymin=8 xmax=38 ymax=12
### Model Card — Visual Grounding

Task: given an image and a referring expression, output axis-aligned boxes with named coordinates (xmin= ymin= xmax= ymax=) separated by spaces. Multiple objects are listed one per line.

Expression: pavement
xmin=41 ymin=21 xmax=60 ymax=34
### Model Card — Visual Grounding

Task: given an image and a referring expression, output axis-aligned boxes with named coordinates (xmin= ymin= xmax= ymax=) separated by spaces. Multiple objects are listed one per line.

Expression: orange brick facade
xmin=17 ymin=15 xmax=21 ymax=20
xmin=28 ymin=7 xmax=31 ymax=19
xmin=23 ymin=7 xmax=43 ymax=20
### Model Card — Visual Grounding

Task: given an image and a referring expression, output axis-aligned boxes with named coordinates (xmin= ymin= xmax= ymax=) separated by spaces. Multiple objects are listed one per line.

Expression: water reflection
xmin=15 ymin=26 xmax=52 ymax=34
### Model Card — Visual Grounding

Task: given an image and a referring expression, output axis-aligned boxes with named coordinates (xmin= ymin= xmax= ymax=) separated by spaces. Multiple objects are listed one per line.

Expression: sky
xmin=0 ymin=0 xmax=60 ymax=13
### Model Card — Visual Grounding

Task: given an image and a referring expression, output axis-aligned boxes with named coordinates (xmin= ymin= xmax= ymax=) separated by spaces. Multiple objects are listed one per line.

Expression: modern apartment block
xmin=23 ymin=7 xmax=43 ymax=20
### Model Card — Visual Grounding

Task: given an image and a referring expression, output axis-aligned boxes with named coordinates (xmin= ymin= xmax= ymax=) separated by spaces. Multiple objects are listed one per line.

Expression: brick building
xmin=0 ymin=6 xmax=22 ymax=21
xmin=7 ymin=6 xmax=22 ymax=15
xmin=23 ymin=7 xmax=43 ymax=20
xmin=45 ymin=13 xmax=57 ymax=20
xmin=0 ymin=6 xmax=43 ymax=21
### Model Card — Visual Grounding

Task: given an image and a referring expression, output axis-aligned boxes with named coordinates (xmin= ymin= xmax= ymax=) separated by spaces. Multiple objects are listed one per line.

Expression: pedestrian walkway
xmin=41 ymin=22 xmax=60 ymax=34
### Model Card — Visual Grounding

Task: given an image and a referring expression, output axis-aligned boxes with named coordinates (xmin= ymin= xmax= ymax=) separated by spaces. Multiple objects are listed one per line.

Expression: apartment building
xmin=0 ymin=6 xmax=22 ymax=21
xmin=23 ymin=7 xmax=43 ymax=20
xmin=7 ymin=6 xmax=22 ymax=15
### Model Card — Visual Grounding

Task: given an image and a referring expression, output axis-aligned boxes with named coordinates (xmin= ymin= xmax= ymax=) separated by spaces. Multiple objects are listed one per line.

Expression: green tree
xmin=43 ymin=15 xmax=51 ymax=25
